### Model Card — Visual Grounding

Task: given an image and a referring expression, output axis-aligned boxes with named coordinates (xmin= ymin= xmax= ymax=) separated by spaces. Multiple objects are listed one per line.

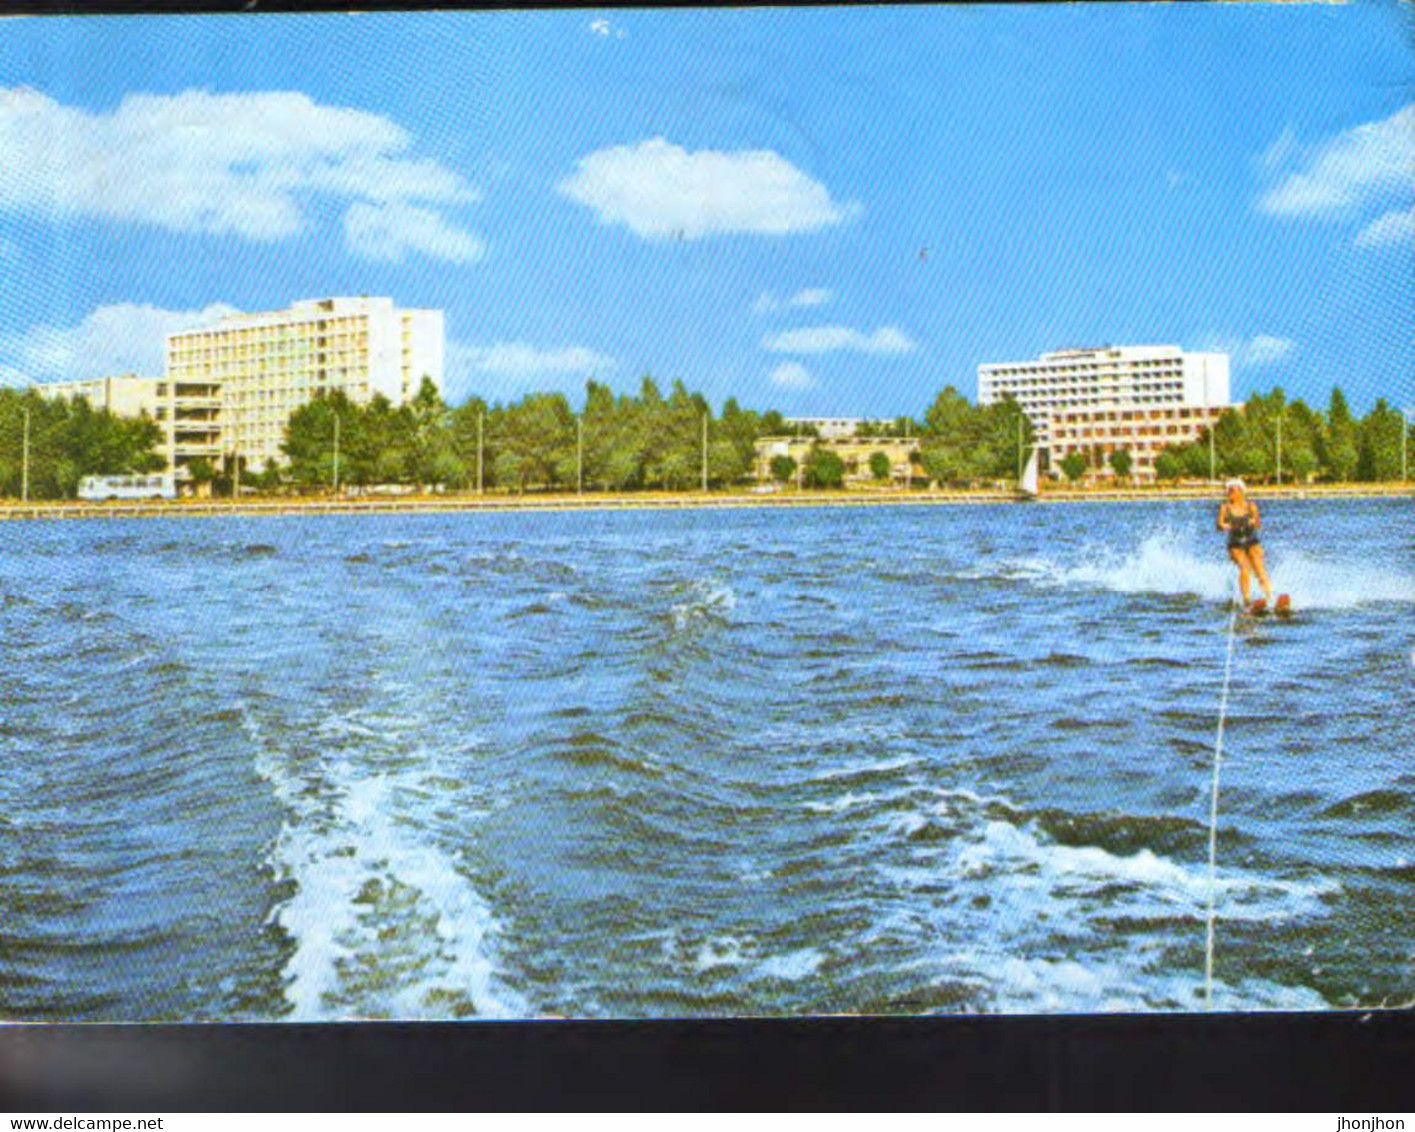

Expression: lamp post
xmin=1204 ymin=361 xmax=1215 ymax=483
xmin=477 ymin=410 xmax=485 ymax=496
xmin=21 ymin=406 xmax=30 ymax=503
xmin=1275 ymin=412 xmax=1283 ymax=485
xmin=332 ymin=411 xmax=340 ymax=495
xmin=1402 ymin=408 xmax=1410 ymax=484
xmin=1016 ymin=414 xmax=1024 ymax=484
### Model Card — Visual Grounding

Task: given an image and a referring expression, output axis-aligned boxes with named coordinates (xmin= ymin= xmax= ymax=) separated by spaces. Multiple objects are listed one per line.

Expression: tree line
xmin=2 ymin=376 xmax=1408 ymax=499
xmin=0 ymin=388 xmax=164 ymax=499
xmin=275 ymin=376 xmax=791 ymax=494
xmin=1152 ymin=388 xmax=1410 ymax=484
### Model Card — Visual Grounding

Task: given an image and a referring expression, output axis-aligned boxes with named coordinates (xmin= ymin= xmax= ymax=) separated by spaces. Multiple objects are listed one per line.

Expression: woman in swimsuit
xmin=1217 ymin=478 xmax=1273 ymax=610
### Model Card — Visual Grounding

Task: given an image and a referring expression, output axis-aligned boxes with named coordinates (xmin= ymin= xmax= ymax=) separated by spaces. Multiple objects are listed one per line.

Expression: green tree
xmin=919 ymin=385 xmax=985 ymax=484
xmin=494 ymin=392 xmax=576 ymax=492
xmin=403 ymin=377 xmax=464 ymax=489
xmin=1280 ymin=399 xmax=1321 ymax=483
xmin=1153 ymin=449 xmax=1184 ymax=481
xmin=282 ymin=390 xmax=359 ymax=490
xmin=1060 ymin=452 xmax=1088 ymax=483
xmin=1109 ymin=449 xmax=1133 ymax=480
xmin=869 ymin=450 xmax=893 ymax=481
xmin=1321 ymin=386 xmax=1359 ymax=482
xmin=803 ymin=445 xmax=845 ymax=489
xmin=769 ymin=454 xmax=797 ymax=484
xmin=0 ymin=389 xmax=166 ymax=499
xmin=1357 ymin=398 xmax=1405 ymax=481
xmin=450 ymin=395 xmax=495 ymax=490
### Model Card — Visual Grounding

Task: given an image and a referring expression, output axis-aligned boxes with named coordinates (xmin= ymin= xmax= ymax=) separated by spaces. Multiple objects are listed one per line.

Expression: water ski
xmin=1244 ymin=594 xmax=1293 ymax=618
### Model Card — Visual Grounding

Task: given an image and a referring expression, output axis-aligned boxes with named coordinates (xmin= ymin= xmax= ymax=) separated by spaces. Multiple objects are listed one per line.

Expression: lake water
xmin=1 ymin=498 xmax=1411 ymax=1019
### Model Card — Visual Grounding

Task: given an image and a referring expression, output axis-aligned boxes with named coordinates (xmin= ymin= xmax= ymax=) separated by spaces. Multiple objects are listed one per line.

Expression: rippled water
xmin=0 ymin=498 xmax=1411 ymax=1019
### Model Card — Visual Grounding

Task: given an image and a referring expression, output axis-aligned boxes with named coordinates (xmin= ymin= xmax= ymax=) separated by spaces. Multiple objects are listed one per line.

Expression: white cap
xmin=1225 ymin=478 xmax=1246 ymax=493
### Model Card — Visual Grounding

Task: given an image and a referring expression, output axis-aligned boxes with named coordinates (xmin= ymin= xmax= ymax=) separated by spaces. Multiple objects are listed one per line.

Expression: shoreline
xmin=0 ymin=482 xmax=1408 ymax=522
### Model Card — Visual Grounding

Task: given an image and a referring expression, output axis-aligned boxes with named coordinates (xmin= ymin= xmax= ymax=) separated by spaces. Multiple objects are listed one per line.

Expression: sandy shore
xmin=0 ymin=482 xmax=1408 ymax=522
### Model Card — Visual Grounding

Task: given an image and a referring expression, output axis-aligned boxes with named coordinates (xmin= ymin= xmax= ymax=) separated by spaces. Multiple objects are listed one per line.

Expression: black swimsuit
xmin=1225 ymin=505 xmax=1260 ymax=550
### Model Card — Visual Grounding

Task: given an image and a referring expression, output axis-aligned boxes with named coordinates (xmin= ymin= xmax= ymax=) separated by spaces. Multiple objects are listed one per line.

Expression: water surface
xmin=1 ymin=498 xmax=1411 ymax=1018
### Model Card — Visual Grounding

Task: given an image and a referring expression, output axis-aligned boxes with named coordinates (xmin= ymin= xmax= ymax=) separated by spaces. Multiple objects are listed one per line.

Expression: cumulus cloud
xmin=0 ymin=301 xmax=239 ymax=384
xmin=1201 ymin=334 xmax=1297 ymax=370
xmin=1257 ymin=104 xmax=1414 ymax=219
xmin=1355 ymin=203 xmax=1415 ymax=249
xmin=754 ymin=287 xmax=834 ymax=314
xmin=768 ymin=361 xmax=814 ymax=390
xmin=558 ymin=137 xmax=859 ymax=240
xmin=763 ymin=324 xmax=916 ymax=356
xmin=455 ymin=342 xmax=615 ymax=378
xmin=344 ymin=201 xmax=485 ymax=263
xmin=588 ymin=18 xmax=624 ymax=38
xmin=0 ymin=86 xmax=483 ymax=261
xmin=445 ymin=340 xmax=615 ymax=400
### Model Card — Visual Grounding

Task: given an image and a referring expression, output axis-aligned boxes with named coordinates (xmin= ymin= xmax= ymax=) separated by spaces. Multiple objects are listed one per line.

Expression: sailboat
xmin=1018 ymin=446 xmax=1040 ymax=499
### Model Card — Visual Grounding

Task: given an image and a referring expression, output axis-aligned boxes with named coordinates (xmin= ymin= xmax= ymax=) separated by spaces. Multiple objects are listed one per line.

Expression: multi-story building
xmin=165 ymin=297 xmax=444 ymax=473
xmin=782 ymin=417 xmax=867 ymax=440
xmin=1048 ymin=403 xmax=1231 ymax=481
xmin=754 ymin=436 xmax=922 ymax=486
xmin=977 ymin=344 xmax=1233 ymax=479
xmin=38 ymin=374 xmax=164 ymax=419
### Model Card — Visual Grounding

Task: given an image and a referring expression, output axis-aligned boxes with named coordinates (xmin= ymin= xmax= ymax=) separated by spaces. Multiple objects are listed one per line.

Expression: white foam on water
xmin=954 ymin=819 xmax=1337 ymax=923
xmin=808 ymin=755 xmax=920 ymax=783
xmin=1031 ymin=528 xmax=1415 ymax=610
xmin=245 ymin=705 xmax=526 ymax=1021
xmin=670 ymin=580 xmax=737 ymax=631
xmin=692 ymin=935 xmax=750 ymax=973
xmin=803 ymin=791 xmax=889 ymax=814
xmin=755 ymin=948 xmax=826 ymax=982
xmin=942 ymin=949 xmax=1330 ymax=1013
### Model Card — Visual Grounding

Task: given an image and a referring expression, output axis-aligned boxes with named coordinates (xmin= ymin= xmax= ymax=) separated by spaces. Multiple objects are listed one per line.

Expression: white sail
xmin=1020 ymin=447 xmax=1040 ymax=496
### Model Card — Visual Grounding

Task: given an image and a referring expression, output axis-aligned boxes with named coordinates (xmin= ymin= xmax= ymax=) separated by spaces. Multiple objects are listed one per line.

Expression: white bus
xmin=77 ymin=473 xmax=178 ymax=501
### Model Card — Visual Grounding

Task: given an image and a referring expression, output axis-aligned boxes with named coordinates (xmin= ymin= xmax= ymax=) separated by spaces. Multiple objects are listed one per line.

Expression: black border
xmin=1 ymin=1013 xmax=1413 ymax=1111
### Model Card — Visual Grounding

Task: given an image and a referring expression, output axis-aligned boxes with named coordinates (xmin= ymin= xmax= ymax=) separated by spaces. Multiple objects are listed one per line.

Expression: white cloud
xmin=753 ymin=287 xmax=833 ymax=315
xmin=558 ymin=137 xmax=860 ymax=240
xmin=763 ymin=324 xmax=916 ymax=356
xmin=1244 ymin=335 xmax=1296 ymax=367
xmin=1200 ymin=334 xmax=1297 ymax=370
xmin=1257 ymin=104 xmax=1414 ymax=218
xmin=768 ymin=362 xmax=814 ymax=390
xmin=0 ymin=301 xmax=239 ymax=384
xmin=589 ymin=18 xmax=611 ymax=36
xmin=344 ymin=201 xmax=485 ymax=264
xmin=456 ymin=342 xmax=614 ymax=378
xmin=1257 ymin=126 xmax=1300 ymax=174
xmin=1355 ymin=203 xmax=1415 ymax=249
xmin=445 ymin=340 xmax=615 ymax=401
xmin=0 ymin=87 xmax=482 ymax=261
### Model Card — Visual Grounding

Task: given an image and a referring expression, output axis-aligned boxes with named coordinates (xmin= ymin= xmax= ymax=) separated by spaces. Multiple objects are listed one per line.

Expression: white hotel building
xmin=978 ymin=345 xmax=1234 ymax=480
xmin=165 ymin=297 xmax=444 ymax=473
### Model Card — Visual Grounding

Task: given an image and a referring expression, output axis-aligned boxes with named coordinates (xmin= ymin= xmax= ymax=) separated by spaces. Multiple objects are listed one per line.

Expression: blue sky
xmin=0 ymin=5 xmax=1410 ymax=416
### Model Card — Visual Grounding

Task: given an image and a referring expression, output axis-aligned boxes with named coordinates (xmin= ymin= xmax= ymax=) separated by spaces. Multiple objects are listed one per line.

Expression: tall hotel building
xmin=164 ymin=297 xmax=444 ymax=473
xmin=978 ymin=345 xmax=1233 ymax=480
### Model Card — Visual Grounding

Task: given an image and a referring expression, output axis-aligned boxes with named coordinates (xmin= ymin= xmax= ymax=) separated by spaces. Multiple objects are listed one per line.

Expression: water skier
xmin=1217 ymin=478 xmax=1280 ymax=613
